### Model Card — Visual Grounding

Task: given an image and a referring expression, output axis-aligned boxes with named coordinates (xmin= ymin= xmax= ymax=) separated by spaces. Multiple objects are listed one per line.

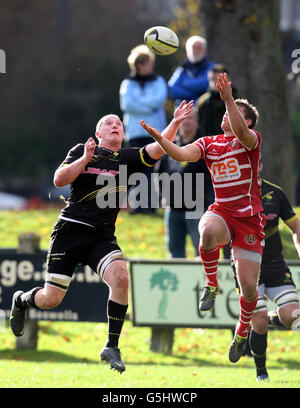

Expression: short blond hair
xmin=127 ymin=44 xmax=155 ymax=72
xmin=95 ymin=114 xmax=121 ymax=133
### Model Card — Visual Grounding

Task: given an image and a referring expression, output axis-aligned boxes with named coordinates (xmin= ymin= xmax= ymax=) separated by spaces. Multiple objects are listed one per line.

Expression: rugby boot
xmin=257 ymin=373 xmax=269 ymax=381
xmin=9 ymin=291 xmax=26 ymax=337
xmin=229 ymin=330 xmax=248 ymax=363
xmin=100 ymin=346 xmax=126 ymax=373
xmin=199 ymin=285 xmax=220 ymax=311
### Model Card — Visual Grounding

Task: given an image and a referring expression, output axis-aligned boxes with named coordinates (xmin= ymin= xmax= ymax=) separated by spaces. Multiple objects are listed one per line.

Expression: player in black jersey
xmin=244 ymin=162 xmax=300 ymax=380
xmin=9 ymin=100 xmax=194 ymax=373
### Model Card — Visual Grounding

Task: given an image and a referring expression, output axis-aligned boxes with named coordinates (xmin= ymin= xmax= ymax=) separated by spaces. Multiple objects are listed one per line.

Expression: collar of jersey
xmin=98 ymin=146 xmax=118 ymax=154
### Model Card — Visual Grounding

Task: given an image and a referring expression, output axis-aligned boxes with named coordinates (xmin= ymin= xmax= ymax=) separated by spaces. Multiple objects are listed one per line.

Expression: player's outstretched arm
xmin=140 ymin=120 xmax=201 ymax=162
xmin=54 ymin=137 xmax=96 ymax=187
xmin=217 ymin=73 xmax=257 ymax=149
xmin=143 ymin=100 xmax=198 ymax=160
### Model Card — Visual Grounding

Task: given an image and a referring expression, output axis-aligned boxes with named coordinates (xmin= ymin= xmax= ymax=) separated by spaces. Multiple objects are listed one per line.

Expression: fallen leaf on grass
xmin=63 ymin=336 xmax=71 ymax=342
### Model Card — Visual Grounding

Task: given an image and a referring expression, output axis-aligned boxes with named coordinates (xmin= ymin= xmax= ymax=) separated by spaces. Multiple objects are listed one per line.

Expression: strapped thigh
xmin=266 ymin=285 xmax=299 ymax=310
xmin=45 ymin=273 xmax=72 ymax=292
xmin=96 ymin=250 xmax=125 ymax=279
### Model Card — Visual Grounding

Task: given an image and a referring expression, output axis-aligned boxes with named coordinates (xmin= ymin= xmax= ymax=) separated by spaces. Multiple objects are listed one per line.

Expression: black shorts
xmin=259 ymin=258 xmax=295 ymax=288
xmin=46 ymin=219 xmax=124 ymax=284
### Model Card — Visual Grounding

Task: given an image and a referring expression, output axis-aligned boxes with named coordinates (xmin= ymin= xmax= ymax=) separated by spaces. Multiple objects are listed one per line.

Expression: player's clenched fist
xmin=83 ymin=137 xmax=96 ymax=162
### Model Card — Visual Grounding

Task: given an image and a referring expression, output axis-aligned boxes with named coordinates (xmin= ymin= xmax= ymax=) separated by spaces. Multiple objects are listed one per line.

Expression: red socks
xmin=199 ymin=246 xmax=220 ymax=287
xmin=237 ymin=293 xmax=258 ymax=338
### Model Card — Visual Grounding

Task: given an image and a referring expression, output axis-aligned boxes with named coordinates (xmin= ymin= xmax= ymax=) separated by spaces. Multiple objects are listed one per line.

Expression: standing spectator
xmin=168 ymin=36 xmax=215 ymax=107
xmin=196 ymin=64 xmax=238 ymax=136
xmin=160 ymin=109 xmax=212 ymax=258
xmin=120 ymin=45 xmax=168 ymax=213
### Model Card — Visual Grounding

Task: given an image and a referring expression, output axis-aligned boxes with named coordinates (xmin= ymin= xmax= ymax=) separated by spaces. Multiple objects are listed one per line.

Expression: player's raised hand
xmin=174 ymin=100 xmax=194 ymax=124
xmin=83 ymin=137 xmax=96 ymax=162
xmin=216 ymin=73 xmax=232 ymax=102
xmin=140 ymin=121 xmax=162 ymax=142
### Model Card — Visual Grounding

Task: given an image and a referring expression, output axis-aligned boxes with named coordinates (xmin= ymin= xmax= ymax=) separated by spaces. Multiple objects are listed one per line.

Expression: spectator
xmin=159 ymin=109 xmax=212 ymax=258
xmin=120 ymin=45 xmax=168 ymax=214
xmin=168 ymin=36 xmax=215 ymax=107
xmin=196 ymin=64 xmax=238 ymax=136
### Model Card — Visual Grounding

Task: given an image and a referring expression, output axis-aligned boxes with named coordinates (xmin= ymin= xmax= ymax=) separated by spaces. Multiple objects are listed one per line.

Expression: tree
xmin=200 ymin=0 xmax=295 ymax=201
xmin=150 ymin=268 xmax=179 ymax=319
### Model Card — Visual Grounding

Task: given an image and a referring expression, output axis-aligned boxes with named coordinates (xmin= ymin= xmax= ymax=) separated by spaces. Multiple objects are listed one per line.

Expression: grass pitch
xmin=1 ymin=321 xmax=300 ymax=388
xmin=0 ymin=208 xmax=300 ymax=389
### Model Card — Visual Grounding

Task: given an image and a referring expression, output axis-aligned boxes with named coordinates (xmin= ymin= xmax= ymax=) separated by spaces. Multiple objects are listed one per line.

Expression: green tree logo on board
xmin=150 ymin=268 xmax=179 ymax=319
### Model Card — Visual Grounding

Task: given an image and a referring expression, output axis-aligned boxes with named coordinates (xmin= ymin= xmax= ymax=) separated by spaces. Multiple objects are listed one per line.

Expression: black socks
xmin=249 ymin=329 xmax=268 ymax=377
xmin=106 ymin=299 xmax=128 ymax=348
xmin=16 ymin=287 xmax=43 ymax=310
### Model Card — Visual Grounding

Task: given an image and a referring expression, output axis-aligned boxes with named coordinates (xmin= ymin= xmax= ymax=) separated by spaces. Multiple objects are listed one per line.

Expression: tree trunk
xmin=200 ymin=0 xmax=295 ymax=201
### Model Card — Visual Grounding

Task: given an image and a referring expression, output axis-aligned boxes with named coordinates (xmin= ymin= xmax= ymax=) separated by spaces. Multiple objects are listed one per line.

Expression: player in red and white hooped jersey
xmin=140 ymin=73 xmax=265 ymax=364
xmin=194 ymin=130 xmax=262 ymax=218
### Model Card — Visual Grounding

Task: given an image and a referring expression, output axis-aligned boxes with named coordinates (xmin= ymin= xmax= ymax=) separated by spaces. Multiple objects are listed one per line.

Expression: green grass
xmin=0 ymin=208 xmax=300 ymax=388
xmin=1 ymin=321 xmax=300 ymax=388
xmin=1 ymin=207 xmax=299 ymax=259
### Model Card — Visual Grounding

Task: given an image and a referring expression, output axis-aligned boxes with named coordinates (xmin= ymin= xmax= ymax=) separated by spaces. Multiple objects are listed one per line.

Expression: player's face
xmin=97 ymin=117 xmax=124 ymax=145
xmin=221 ymin=111 xmax=230 ymax=132
xmin=221 ymin=106 xmax=247 ymax=132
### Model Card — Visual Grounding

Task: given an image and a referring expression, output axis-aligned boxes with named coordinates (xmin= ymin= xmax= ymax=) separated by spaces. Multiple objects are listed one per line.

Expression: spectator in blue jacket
xmin=168 ymin=36 xmax=215 ymax=107
xmin=120 ymin=45 xmax=168 ymax=214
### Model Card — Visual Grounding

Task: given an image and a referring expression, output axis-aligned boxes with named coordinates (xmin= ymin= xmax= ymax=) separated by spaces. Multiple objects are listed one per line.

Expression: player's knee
xmin=252 ymin=311 xmax=268 ymax=334
xmin=241 ymin=283 xmax=257 ymax=301
xmin=199 ymin=224 xmax=217 ymax=247
xmin=117 ymin=268 xmax=129 ymax=291
xmin=278 ymin=308 xmax=296 ymax=329
xmin=108 ymin=262 xmax=128 ymax=291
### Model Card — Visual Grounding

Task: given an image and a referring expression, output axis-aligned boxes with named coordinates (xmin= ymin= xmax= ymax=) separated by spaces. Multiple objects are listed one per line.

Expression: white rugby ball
xmin=144 ymin=26 xmax=179 ymax=56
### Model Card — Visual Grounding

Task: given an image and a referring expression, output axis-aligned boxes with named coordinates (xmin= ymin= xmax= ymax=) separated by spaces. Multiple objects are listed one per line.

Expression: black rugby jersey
xmin=261 ymin=179 xmax=296 ymax=263
xmin=58 ymin=143 xmax=157 ymax=233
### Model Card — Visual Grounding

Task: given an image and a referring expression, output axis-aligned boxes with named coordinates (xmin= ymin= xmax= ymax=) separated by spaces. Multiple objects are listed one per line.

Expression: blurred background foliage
xmin=0 ymin=0 xmax=299 ymax=202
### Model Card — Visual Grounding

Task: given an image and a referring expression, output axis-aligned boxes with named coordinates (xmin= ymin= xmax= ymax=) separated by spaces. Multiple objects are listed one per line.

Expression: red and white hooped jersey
xmin=194 ymin=130 xmax=263 ymax=217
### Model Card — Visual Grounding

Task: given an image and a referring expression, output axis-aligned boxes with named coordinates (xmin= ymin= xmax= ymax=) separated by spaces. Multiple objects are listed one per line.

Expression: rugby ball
xmin=144 ymin=26 xmax=179 ymax=56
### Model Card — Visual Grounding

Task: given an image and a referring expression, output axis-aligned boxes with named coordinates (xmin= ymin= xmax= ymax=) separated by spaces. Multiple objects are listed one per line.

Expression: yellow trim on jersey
xmin=284 ymin=215 xmax=297 ymax=225
xmin=264 ymin=225 xmax=278 ymax=239
xmin=86 ymin=186 xmax=127 ymax=201
xmin=78 ymin=186 xmax=127 ymax=202
xmin=263 ymin=179 xmax=283 ymax=191
xmin=262 ymin=190 xmax=274 ymax=200
xmin=139 ymin=148 xmax=154 ymax=167
xmin=78 ymin=188 xmax=102 ymax=202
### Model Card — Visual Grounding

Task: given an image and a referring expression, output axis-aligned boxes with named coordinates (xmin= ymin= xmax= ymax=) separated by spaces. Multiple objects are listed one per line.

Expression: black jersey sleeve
xmin=61 ymin=144 xmax=84 ymax=166
xmin=279 ymin=187 xmax=296 ymax=223
xmin=125 ymin=146 xmax=158 ymax=173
